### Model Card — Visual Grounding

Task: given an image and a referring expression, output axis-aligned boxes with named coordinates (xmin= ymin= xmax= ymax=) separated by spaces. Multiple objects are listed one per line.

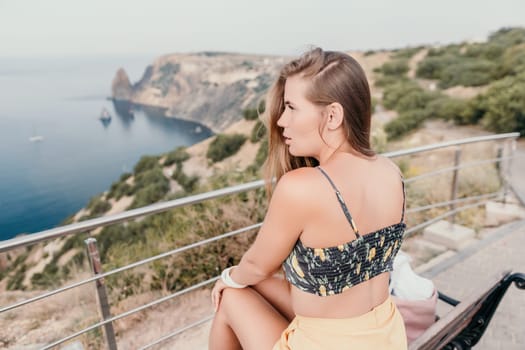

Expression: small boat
xmin=29 ymin=135 xmax=44 ymax=142
xmin=29 ymin=124 xmax=44 ymax=142
xmin=99 ymin=107 xmax=112 ymax=121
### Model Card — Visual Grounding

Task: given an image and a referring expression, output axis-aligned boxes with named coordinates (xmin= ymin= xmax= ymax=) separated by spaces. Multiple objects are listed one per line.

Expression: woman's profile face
xmin=277 ymin=75 xmax=325 ymax=158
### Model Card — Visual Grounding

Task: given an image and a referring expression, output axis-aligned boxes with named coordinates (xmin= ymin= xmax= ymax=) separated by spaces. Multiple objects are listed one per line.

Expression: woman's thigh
xmin=252 ymin=274 xmax=294 ymax=321
xmin=219 ymin=287 xmax=289 ymax=350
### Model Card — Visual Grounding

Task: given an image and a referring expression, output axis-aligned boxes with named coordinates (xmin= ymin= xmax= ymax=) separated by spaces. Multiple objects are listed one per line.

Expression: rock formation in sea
xmin=112 ymin=68 xmax=133 ymax=101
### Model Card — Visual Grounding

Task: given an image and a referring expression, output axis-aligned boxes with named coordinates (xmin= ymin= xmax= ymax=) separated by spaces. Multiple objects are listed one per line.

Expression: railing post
xmin=496 ymin=141 xmax=513 ymax=205
xmin=85 ymin=238 xmax=118 ymax=350
xmin=504 ymin=139 xmax=516 ymax=204
xmin=450 ymin=147 xmax=462 ymax=226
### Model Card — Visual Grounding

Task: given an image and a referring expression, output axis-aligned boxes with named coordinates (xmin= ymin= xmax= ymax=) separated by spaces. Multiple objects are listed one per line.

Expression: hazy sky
xmin=1 ymin=0 xmax=524 ymax=57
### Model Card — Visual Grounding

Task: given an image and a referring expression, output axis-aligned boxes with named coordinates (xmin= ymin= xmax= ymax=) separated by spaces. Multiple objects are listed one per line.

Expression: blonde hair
xmin=261 ymin=48 xmax=375 ymax=195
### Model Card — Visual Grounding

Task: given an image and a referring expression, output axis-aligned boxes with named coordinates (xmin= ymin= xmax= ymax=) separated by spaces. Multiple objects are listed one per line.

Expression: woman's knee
xmin=221 ymin=287 xmax=251 ymax=309
xmin=218 ymin=287 xmax=249 ymax=316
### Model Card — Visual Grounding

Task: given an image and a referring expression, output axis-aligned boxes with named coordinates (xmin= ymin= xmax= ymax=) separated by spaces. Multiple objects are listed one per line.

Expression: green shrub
xmin=164 ymin=146 xmax=190 ymax=166
xmin=172 ymin=164 xmax=200 ymax=193
xmin=391 ymin=47 xmax=422 ymax=59
xmin=120 ymin=172 xmax=132 ymax=182
xmin=426 ymin=44 xmax=462 ymax=57
xmin=84 ymin=196 xmax=111 ymax=218
xmin=107 ymin=272 xmax=144 ymax=301
xmin=384 ymin=109 xmax=428 ymax=140
xmin=488 ymin=27 xmax=525 ymax=47
xmin=374 ymin=75 xmax=410 ymax=88
xmin=207 ymin=134 xmax=247 ymax=162
xmin=423 ymin=97 xmax=469 ymax=122
xmin=134 ymin=155 xmax=160 ymax=174
xmin=378 ymin=59 xmax=409 ymax=76
xmin=7 ymin=264 xmax=27 ymax=290
xmin=253 ymin=137 xmax=268 ymax=168
xmin=464 ymin=43 xmax=505 ymax=60
xmin=130 ymin=182 xmax=169 ymax=209
xmin=395 ymin=89 xmax=438 ymax=113
xmin=97 ymin=222 xmax=148 ymax=261
xmin=107 ymin=172 xmax=134 ymax=200
xmin=129 ymin=167 xmax=170 ymax=208
xmin=89 ymin=198 xmax=111 ymax=216
xmin=382 ymin=80 xmax=422 ymax=110
xmin=133 ymin=167 xmax=165 ymax=189
xmin=250 ymin=120 xmax=266 ymax=143
xmin=454 ymin=97 xmax=487 ymax=125
xmin=258 ymin=99 xmax=266 ymax=114
xmin=499 ymin=44 xmax=525 ymax=76
xmin=480 ymin=73 xmax=525 ymax=135
xmin=243 ymin=108 xmax=259 ymax=120
xmin=417 ymin=53 xmax=500 ymax=89
xmin=416 ymin=54 xmax=458 ymax=80
xmin=438 ymin=59 xmax=498 ymax=88
xmin=107 ymin=182 xmax=133 ymax=200
xmin=242 ymin=100 xmax=266 ymax=121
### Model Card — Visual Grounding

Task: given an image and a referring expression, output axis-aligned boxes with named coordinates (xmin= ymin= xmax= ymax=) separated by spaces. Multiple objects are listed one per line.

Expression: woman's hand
xmin=211 ymin=279 xmax=228 ymax=312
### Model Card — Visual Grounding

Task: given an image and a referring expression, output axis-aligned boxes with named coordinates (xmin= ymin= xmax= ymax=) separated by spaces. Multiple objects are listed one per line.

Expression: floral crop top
xmin=282 ymin=166 xmax=406 ymax=297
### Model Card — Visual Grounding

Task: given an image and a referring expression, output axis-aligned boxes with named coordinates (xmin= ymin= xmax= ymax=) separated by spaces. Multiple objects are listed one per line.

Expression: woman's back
xmin=287 ymin=153 xmax=405 ymax=318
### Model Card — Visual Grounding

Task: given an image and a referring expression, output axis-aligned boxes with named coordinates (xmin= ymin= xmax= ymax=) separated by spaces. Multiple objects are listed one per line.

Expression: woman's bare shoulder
xmin=376 ymin=155 xmax=403 ymax=177
xmin=274 ymin=167 xmax=321 ymax=199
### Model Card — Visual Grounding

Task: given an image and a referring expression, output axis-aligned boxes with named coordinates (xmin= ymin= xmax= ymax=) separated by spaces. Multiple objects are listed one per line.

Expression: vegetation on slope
xmin=376 ymin=27 xmax=525 ymax=139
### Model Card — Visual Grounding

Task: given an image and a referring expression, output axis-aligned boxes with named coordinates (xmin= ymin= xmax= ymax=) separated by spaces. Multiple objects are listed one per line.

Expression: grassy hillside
xmin=375 ymin=27 xmax=525 ymax=140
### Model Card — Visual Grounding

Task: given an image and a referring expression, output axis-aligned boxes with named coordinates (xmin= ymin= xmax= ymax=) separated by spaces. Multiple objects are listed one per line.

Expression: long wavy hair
xmin=261 ymin=48 xmax=375 ymax=195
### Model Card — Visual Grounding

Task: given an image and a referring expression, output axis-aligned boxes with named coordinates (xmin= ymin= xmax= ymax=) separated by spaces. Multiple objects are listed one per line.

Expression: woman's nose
xmin=277 ymin=111 xmax=287 ymax=127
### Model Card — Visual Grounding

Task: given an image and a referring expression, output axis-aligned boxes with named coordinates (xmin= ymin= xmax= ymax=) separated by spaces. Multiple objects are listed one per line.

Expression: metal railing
xmin=0 ymin=132 xmax=520 ymax=349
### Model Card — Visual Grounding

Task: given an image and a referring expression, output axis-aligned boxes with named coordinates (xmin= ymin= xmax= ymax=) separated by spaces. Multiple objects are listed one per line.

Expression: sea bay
xmin=0 ymin=55 xmax=212 ymax=240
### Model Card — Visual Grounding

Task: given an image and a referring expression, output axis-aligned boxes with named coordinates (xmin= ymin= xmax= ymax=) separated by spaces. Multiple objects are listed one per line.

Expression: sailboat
xmin=99 ymin=107 xmax=112 ymax=121
xmin=29 ymin=125 xmax=44 ymax=142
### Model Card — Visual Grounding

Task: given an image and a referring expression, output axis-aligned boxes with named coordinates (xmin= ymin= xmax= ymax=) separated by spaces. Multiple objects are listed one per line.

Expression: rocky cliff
xmin=111 ymin=52 xmax=287 ymax=132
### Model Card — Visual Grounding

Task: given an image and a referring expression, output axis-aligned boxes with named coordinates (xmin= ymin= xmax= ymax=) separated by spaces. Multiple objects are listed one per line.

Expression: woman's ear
xmin=326 ymin=102 xmax=344 ymax=130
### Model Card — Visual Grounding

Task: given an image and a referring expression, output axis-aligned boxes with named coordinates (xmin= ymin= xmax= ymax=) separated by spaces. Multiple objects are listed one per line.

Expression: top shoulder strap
xmin=316 ymin=166 xmax=360 ymax=237
xmin=401 ymin=179 xmax=406 ymax=223
xmin=385 ymin=159 xmax=406 ymax=224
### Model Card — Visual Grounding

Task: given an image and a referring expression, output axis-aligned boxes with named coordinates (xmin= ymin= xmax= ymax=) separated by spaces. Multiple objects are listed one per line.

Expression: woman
xmin=209 ymin=48 xmax=407 ymax=349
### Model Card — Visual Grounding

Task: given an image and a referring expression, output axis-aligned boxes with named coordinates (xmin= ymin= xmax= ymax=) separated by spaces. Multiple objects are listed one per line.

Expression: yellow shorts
xmin=273 ymin=296 xmax=407 ymax=350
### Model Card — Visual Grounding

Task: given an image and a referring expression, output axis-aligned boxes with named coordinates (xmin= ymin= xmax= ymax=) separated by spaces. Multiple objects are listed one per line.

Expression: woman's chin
xmin=288 ymin=147 xmax=309 ymax=158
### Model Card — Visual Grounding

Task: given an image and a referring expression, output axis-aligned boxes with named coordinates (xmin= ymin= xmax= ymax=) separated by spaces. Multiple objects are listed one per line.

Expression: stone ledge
xmin=485 ymin=201 xmax=525 ymax=227
xmin=423 ymin=220 xmax=476 ymax=250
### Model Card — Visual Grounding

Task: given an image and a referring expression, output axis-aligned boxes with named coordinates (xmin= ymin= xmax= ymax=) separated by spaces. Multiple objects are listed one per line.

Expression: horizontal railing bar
xmin=383 ymin=132 xmax=519 ymax=159
xmin=138 ymin=314 xmax=215 ymax=350
xmin=1 ymin=133 xmax=518 ymax=254
xmin=406 ymin=192 xmax=502 ymax=214
xmin=0 ymin=180 xmax=266 ymax=253
xmin=404 ymin=195 xmax=503 ymax=237
xmin=41 ymin=277 xmax=219 ymax=350
xmin=0 ymin=223 xmax=261 ymax=314
xmin=403 ymin=155 xmax=515 ymax=184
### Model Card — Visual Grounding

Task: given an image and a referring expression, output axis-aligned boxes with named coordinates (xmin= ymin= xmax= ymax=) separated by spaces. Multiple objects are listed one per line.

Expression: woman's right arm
xmin=230 ymin=169 xmax=313 ymax=286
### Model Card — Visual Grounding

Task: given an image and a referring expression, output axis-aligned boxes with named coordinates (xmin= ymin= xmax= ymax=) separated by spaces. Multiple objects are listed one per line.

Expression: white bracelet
xmin=221 ymin=266 xmax=247 ymax=288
